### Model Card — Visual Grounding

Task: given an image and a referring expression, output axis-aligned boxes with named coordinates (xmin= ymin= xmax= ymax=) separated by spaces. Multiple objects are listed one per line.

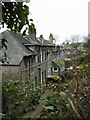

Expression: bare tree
xmin=71 ymin=34 xmax=81 ymax=43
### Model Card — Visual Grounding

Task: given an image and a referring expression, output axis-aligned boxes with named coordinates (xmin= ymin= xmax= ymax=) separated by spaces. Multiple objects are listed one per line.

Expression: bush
xmin=2 ymin=80 xmax=42 ymax=119
xmin=65 ymin=60 xmax=72 ymax=68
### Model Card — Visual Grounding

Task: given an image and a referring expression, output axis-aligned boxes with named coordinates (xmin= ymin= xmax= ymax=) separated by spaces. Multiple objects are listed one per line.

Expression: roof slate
xmin=0 ymin=30 xmax=36 ymax=65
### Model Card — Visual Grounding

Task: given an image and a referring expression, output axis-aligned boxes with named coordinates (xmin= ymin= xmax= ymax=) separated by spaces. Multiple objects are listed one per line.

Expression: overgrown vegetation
xmin=40 ymin=89 xmax=75 ymax=119
xmin=1 ymin=0 xmax=36 ymax=34
xmin=2 ymin=45 xmax=90 ymax=119
xmin=39 ymin=41 xmax=90 ymax=119
xmin=2 ymin=80 xmax=42 ymax=119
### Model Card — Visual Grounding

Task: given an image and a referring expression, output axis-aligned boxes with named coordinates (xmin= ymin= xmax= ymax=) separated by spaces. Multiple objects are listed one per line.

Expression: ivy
xmin=2 ymin=38 xmax=7 ymax=49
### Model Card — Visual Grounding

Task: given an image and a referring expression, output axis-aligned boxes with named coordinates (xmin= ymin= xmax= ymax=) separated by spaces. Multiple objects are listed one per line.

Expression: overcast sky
xmin=0 ymin=0 xmax=89 ymax=44
xmin=29 ymin=0 xmax=88 ymax=44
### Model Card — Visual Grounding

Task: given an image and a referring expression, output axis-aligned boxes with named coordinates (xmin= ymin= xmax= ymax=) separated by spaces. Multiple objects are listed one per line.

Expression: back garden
xmin=2 ymin=48 xmax=90 ymax=120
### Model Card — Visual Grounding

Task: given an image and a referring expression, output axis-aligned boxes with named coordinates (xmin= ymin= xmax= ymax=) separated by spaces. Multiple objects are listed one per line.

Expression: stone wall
xmin=1 ymin=65 xmax=20 ymax=81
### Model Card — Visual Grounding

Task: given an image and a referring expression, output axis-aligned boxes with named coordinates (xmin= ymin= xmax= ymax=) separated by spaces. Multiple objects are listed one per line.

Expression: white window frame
xmin=43 ymin=50 xmax=45 ymax=61
xmin=41 ymin=50 xmax=43 ymax=62
xmin=41 ymin=71 xmax=43 ymax=84
xmin=36 ymin=55 xmax=38 ymax=63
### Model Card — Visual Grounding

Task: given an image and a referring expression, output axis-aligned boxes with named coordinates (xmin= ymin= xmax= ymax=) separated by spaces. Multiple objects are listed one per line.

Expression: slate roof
xmin=0 ymin=30 xmax=36 ymax=65
xmin=52 ymin=58 xmax=65 ymax=68
xmin=36 ymin=38 xmax=53 ymax=46
xmin=24 ymin=36 xmax=53 ymax=46
xmin=0 ymin=30 xmax=55 ymax=65
xmin=43 ymin=39 xmax=54 ymax=46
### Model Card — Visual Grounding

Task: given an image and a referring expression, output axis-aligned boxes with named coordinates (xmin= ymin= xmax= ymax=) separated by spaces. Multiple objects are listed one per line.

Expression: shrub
xmin=2 ymin=80 xmax=42 ymax=119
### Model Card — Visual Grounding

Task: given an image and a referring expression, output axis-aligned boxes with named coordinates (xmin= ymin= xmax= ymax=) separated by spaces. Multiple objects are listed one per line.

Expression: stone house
xmin=0 ymin=30 xmax=36 ymax=82
xmin=1 ymin=30 xmax=61 ymax=88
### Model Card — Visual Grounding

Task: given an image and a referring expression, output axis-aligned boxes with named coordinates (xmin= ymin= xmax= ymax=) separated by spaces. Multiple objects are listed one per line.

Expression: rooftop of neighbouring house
xmin=52 ymin=57 xmax=65 ymax=68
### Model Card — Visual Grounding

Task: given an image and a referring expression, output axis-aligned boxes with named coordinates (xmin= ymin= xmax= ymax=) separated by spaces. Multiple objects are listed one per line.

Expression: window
xmin=48 ymin=67 xmax=52 ymax=75
xmin=38 ymin=67 xmax=41 ymax=85
xmin=47 ymin=50 xmax=50 ymax=59
xmin=36 ymin=55 xmax=38 ymax=63
xmin=31 ymin=79 xmax=35 ymax=90
xmin=41 ymin=71 xmax=46 ymax=84
xmin=53 ymin=67 xmax=58 ymax=72
xmin=44 ymin=70 xmax=46 ymax=83
xmin=41 ymin=71 xmax=43 ymax=84
xmin=41 ymin=50 xmax=46 ymax=61
xmin=43 ymin=50 xmax=46 ymax=61
xmin=41 ymin=50 xmax=43 ymax=61
xmin=31 ymin=58 xmax=33 ymax=73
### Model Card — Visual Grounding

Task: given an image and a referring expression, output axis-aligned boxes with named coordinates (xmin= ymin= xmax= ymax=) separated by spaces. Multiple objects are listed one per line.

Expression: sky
xmin=0 ymin=0 xmax=89 ymax=44
xmin=28 ymin=0 xmax=89 ymax=44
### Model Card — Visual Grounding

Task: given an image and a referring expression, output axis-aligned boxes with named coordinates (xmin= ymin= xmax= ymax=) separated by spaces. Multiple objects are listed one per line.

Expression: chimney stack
xmin=39 ymin=34 xmax=44 ymax=45
xmin=49 ymin=33 xmax=54 ymax=44
xmin=28 ymin=28 xmax=36 ymax=41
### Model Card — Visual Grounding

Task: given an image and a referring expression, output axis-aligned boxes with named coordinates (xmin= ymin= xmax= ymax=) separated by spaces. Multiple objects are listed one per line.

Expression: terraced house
xmin=0 ymin=30 xmax=61 ymax=88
